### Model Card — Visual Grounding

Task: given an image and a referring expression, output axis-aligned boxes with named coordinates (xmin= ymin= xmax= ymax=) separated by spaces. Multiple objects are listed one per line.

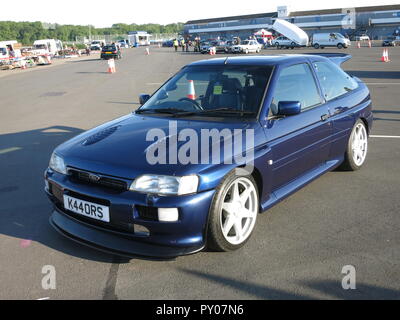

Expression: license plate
xmin=105 ymin=52 xmax=112 ymax=54
xmin=63 ymin=195 xmax=110 ymax=222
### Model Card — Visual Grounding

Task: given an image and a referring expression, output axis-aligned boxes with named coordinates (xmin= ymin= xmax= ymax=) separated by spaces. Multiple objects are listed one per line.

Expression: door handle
xmin=321 ymin=114 xmax=330 ymax=121
xmin=333 ymin=107 xmax=343 ymax=115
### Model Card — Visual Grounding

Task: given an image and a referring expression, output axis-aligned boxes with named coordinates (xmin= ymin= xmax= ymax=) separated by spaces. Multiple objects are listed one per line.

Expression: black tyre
xmin=207 ymin=170 xmax=259 ymax=252
xmin=314 ymin=43 xmax=320 ymax=49
xmin=337 ymin=43 xmax=343 ymax=49
xmin=339 ymin=119 xmax=368 ymax=171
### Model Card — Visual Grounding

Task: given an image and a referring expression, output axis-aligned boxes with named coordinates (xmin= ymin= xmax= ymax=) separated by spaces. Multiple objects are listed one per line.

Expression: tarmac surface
xmin=0 ymin=46 xmax=399 ymax=299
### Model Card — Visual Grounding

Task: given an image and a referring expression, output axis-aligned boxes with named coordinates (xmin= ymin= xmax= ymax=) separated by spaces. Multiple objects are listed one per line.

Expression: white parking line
xmin=370 ymin=135 xmax=400 ymax=138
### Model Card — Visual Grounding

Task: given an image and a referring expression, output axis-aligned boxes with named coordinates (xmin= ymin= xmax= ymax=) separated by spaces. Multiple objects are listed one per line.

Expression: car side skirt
xmin=260 ymin=158 xmax=343 ymax=212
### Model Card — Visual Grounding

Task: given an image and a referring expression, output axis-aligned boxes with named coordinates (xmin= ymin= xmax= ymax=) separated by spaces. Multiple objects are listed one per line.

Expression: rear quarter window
xmin=313 ymin=61 xmax=358 ymax=101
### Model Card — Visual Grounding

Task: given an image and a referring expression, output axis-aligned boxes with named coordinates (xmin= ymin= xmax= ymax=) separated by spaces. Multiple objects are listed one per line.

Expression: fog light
xmin=158 ymin=208 xmax=179 ymax=222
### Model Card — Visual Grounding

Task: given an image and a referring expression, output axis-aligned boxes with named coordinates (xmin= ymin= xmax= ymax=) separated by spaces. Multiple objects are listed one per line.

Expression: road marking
xmin=0 ymin=147 xmax=21 ymax=155
xmin=146 ymin=82 xmax=162 ymax=85
xmin=370 ymin=135 xmax=400 ymax=138
xmin=37 ymin=297 xmax=50 ymax=300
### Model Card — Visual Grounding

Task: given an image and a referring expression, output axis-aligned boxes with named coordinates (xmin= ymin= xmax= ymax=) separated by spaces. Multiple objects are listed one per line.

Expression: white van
xmin=0 ymin=40 xmax=22 ymax=59
xmin=128 ymin=31 xmax=151 ymax=47
xmin=312 ymin=33 xmax=351 ymax=49
xmin=33 ymin=39 xmax=63 ymax=56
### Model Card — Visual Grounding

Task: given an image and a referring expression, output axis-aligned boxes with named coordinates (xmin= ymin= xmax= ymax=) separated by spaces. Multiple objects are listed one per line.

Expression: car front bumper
xmin=45 ymin=169 xmax=215 ymax=258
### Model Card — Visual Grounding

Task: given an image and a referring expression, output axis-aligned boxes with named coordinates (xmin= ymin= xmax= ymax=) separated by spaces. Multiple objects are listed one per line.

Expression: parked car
xmin=272 ymin=36 xmax=299 ymax=49
xmin=162 ymin=40 xmax=173 ymax=47
xmin=231 ymin=40 xmax=262 ymax=53
xmin=312 ymin=33 xmax=351 ymax=49
xmin=200 ymin=41 xmax=216 ymax=54
xmin=90 ymin=40 xmax=103 ymax=51
xmin=382 ymin=36 xmax=400 ymax=46
xmin=100 ymin=45 xmax=121 ymax=60
xmin=46 ymin=53 xmax=372 ymax=257
xmin=353 ymin=34 xmax=370 ymax=41
xmin=223 ymin=40 xmax=234 ymax=53
xmin=118 ymin=40 xmax=130 ymax=49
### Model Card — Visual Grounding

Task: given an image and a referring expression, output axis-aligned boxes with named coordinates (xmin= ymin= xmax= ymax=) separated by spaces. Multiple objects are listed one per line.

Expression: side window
xmin=270 ymin=63 xmax=322 ymax=115
xmin=314 ymin=61 xmax=358 ymax=101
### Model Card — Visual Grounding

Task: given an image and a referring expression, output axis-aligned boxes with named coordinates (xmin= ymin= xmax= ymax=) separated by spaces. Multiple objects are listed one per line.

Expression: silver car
xmin=273 ymin=36 xmax=298 ymax=49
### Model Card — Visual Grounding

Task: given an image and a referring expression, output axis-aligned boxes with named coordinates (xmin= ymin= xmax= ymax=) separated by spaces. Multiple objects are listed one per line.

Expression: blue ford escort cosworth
xmin=45 ymin=53 xmax=373 ymax=257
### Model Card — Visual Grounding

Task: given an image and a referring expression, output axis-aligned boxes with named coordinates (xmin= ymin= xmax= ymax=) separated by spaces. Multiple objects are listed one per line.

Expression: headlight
xmin=49 ymin=152 xmax=67 ymax=174
xmin=129 ymin=174 xmax=199 ymax=195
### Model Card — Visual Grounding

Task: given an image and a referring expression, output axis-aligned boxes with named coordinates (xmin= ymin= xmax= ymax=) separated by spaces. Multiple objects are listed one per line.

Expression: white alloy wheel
xmin=219 ymin=177 xmax=258 ymax=245
xmin=351 ymin=122 xmax=368 ymax=166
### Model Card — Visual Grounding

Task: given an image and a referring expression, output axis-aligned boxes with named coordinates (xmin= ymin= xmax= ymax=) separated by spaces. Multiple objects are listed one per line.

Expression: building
xmin=184 ymin=4 xmax=400 ymax=40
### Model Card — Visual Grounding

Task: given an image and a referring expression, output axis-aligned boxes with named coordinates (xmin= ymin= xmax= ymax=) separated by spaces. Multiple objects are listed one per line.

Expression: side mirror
xmin=277 ymin=101 xmax=301 ymax=116
xmin=139 ymin=94 xmax=150 ymax=105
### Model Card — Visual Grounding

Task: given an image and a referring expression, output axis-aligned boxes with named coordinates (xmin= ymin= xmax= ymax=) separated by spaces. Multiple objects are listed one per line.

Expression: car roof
xmin=186 ymin=54 xmax=328 ymax=67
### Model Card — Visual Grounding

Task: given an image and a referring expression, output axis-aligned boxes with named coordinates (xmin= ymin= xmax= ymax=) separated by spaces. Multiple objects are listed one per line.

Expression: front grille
xmin=68 ymin=168 xmax=128 ymax=191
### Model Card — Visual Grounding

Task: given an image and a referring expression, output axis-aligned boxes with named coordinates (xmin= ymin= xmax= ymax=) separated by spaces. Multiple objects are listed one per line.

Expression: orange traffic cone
xmin=187 ymin=80 xmax=196 ymax=100
xmin=357 ymin=42 xmax=361 ymax=48
xmin=368 ymin=40 xmax=372 ymax=48
xmin=381 ymin=48 xmax=390 ymax=62
xmin=145 ymin=47 xmax=150 ymax=55
xmin=46 ymin=55 xmax=52 ymax=64
xmin=385 ymin=48 xmax=390 ymax=62
xmin=107 ymin=59 xmax=116 ymax=73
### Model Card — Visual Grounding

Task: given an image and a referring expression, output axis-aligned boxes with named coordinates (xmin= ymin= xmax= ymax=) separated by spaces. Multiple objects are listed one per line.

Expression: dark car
xmin=46 ymin=53 xmax=372 ymax=258
xmin=162 ymin=40 xmax=173 ymax=47
xmin=100 ymin=45 xmax=121 ymax=60
xmin=382 ymin=36 xmax=400 ymax=46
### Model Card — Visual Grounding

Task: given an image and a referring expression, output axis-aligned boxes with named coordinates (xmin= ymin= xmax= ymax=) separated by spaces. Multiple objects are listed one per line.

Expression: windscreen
xmin=140 ymin=65 xmax=273 ymax=117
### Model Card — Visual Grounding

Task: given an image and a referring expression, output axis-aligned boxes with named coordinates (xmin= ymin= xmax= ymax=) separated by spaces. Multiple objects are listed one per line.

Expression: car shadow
xmin=372 ymin=109 xmax=400 ymax=122
xmin=0 ymin=126 xmax=131 ymax=263
xmin=180 ymin=268 xmax=400 ymax=299
xmin=68 ymin=58 xmax=102 ymax=63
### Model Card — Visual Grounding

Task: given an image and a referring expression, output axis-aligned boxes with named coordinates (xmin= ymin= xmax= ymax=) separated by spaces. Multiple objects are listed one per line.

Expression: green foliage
xmin=0 ymin=21 xmax=184 ymax=45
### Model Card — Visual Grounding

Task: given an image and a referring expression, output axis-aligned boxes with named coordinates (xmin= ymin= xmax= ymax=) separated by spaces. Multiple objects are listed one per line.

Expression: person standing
xmin=173 ymin=39 xmax=179 ymax=52
xmin=181 ymin=38 xmax=185 ymax=51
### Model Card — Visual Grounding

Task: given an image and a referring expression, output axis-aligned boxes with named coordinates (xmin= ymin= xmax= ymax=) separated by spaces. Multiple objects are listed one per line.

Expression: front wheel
xmin=337 ymin=43 xmax=343 ymax=49
xmin=207 ymin=171 xmax=259 ymax=251
xmin=314 ymin=43 xmax=320 ymax=49
xmin=339 ymin=120 xmax=368 ymax=171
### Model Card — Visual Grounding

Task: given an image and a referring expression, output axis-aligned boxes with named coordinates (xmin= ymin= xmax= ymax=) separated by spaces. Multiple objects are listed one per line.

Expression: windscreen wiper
xmin=135 ymin=108 xmax=187 ymax=115
xmin=172 ymin=108 xmax=255 ymax=117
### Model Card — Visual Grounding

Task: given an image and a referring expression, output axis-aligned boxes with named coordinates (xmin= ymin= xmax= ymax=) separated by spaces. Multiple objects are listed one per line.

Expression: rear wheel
xmin=314 ymin=43 xmax=320 ymax=49
xmin=207 ymin=171 xmax=259 ymax=251
xmin=339 ymin=120 xmax=368 ymax=171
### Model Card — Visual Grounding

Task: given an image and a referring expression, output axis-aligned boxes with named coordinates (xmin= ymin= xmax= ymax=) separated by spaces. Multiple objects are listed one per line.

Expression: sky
xmin=0 ymin=0 xmax=399 ymax=27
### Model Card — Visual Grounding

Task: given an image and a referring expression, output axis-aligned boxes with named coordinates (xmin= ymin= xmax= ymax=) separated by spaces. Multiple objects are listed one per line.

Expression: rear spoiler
xmin=303 ymin=53 xmax=352 ymax=66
